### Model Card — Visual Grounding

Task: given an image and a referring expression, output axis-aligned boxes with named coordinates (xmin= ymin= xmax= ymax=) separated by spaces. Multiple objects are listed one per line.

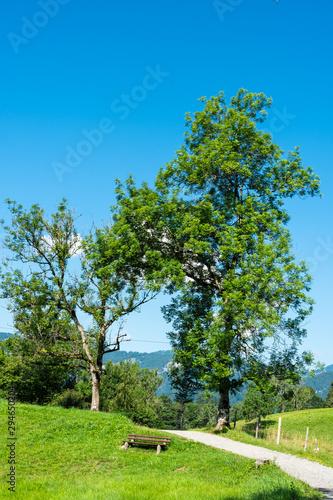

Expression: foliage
xmin=104 ymin=347 xmax=333 ymax=403
xmin=326 ymin=381 xmax=333 ymax=408
xmin=241 ymin=384 xmax=275 ymax=421
xmin=0 ymin=338 xmax=75 ymax=405
xmin=285 ymin=385 xmax=325 ymax=411
xmin=152 ymin=89 xmax=320 ymax=423
xmin=51 ymin=389 xmax=89 ymax=409
xmin=184 ymin=391 xmax=218 ymax=429
xmin=155 ymin=395 xmax=178 ymax=429
xmin=99 ymin=360 xmax=163 ymax=426
xmin=233 ymin=381 xmax=325 ymax=422
xmin=154 ymin=390 xmax=219 ymax=430
xmin=0 ymin=199 xmax=157 ymax=410
xmin=230 ymin=401 xmax=244 ymax=423
xmin=168 ymin=360 xmax=202 ymax=404
xmin=154 ymin=391 xmax=219 ymax=430
xmin=167 ymin=359 xmax=203 ymax=428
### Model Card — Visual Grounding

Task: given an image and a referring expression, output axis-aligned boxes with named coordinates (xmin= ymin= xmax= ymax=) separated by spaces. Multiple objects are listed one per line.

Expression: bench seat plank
xmin=126 ymin=436 xmax=170 ymax=443
xmin=128 ymin=434 xmax=171 ymax=441
xmin=122 ymin=434 xmax=171 ymax=454
xmin=122 ymin=440 xmax=168 ymax=447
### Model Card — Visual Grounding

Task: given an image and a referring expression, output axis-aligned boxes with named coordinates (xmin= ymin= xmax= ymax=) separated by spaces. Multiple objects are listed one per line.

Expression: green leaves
xmin=99 ymin=360 xmax=163 ymax=426
xmin=0 ymin=198 xmax=161 ymax=410
xmin=153 ymin=89 xmax=321 ymax=420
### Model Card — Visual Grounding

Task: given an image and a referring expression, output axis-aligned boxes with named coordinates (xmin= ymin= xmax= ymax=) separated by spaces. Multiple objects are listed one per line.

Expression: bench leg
xmin=157 ymin=445 xmax=161 ymax=455
xmin=122 ymin=442 xmax=129 ymax=450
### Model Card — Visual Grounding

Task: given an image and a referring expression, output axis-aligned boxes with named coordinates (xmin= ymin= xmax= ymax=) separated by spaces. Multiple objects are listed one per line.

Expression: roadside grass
xmin=208 ymin=408 xmax=333 ymax=468
xmin=0 ymin=399 xmax=324 ymax=499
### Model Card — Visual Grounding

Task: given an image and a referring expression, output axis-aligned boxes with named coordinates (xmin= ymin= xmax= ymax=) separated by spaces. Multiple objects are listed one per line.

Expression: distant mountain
xmin=2 ymin=335 xmax=330 ymax=402
xmin=0 ymin=332 xmax=14 ymax=341
xmin=103 ymin=349 xmax=333 ymax=403
xmin=305 ymin=367 xmax=333 ymax=400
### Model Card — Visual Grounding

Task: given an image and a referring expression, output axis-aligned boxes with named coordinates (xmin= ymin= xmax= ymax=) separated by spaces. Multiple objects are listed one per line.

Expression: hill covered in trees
xmin=1 ymin=329 xmax=332 ymax=403
xmin=103 ymin=349 xmax=333 ymax=402
xmin=305 ymin=365 xmax=333 ymax=400
xmin=0 ymin=331 xmax=13 ymax=341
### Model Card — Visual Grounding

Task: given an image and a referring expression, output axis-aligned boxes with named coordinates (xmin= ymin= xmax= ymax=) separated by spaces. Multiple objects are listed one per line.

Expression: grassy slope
xmin=0 ymin=400 xmax=324 ymax=500
xmin=212 ymin=408 xmax=333 ymax=468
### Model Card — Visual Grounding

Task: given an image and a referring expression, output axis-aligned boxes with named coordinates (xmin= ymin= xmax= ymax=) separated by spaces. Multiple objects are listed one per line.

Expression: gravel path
xmin=164 ymin=430 xmax=333 ymax=499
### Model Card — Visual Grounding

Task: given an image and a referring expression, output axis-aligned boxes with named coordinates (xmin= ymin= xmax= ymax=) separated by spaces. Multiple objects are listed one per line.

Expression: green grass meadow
xmin=214 ymin=408 xmax=333 ymax=468
xmin=0 ymin=399 xmax=325 ymax=499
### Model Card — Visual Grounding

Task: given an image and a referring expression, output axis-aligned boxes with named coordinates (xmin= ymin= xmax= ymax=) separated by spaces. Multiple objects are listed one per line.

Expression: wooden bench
xmin=122 ymin=434 xmax=171 ymax=454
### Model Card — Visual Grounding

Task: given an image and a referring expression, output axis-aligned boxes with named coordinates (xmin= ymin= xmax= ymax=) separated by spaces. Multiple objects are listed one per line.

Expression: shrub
xmin=51 ymin=389 xmax=89 ymax=409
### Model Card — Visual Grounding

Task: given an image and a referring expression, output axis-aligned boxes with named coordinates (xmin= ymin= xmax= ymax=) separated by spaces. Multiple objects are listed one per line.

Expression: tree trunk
xmin=180 ymin=401 xmax=184 ymax=430
xmin=90 ymin=333 xmax=105 ymax=411
xmin=255 ymin=415 xmax=261 ymax=439
xmin=90 ymin=369 xmax=101 ymax=411
xmin=215 ymin=385 xmax=230 ymax=430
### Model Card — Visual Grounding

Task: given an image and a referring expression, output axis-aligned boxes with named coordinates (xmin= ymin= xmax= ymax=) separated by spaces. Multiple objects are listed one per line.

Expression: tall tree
xmin=103 ymin=89 xmax=320 ymax=425
xmin=0 ymin=200 xmax=157 ymax=410
xmin=155 ymin=90 xmax=320 ymax=424
xmin=133 ymin=89 xmax=319 ymax=425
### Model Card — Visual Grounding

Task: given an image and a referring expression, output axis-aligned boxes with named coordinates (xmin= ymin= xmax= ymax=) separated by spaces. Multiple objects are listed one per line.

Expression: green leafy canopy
xmin=113 ymin=89 xmax=321 ymax=422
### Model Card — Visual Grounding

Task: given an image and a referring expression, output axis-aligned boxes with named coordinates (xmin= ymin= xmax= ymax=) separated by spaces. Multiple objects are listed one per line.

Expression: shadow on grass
xmin=224 ymin=485 xmax=319 ymax=500
xmin=242 ymin=419 xmax=276 ymax=436
xmin=211 ymin=418 xmax=276 ymax=437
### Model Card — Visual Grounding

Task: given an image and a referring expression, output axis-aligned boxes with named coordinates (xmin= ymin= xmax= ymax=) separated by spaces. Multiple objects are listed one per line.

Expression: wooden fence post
xmin=304 ymin=427 xmax=309 ymax=451
xmin=277 ymin=417 xmax=281 ymax=445
xmin=255 ymin=416 xmax=260 ymax=439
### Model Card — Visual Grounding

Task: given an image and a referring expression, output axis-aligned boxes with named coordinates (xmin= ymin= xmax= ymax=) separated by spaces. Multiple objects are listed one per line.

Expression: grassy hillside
xmin=0 ymin=400 xmax=323 ymax=499
xmin=217 ymin=408 xmax=333 ymax=468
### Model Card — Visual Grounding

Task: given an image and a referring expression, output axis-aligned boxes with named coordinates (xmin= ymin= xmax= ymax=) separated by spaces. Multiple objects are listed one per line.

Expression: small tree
xmin=0 ymin=200 xmax=158 ymax=411
xmin=294 ymin=386 xmax=325 ymax=410
xmin=167 ymin=358 xmax=203 ymax=429
xmin=230 ymin=402 xmax=244 ymax=426
xmin=242 ymin=384 xmax=275 ymax=430
xmin=100 ymin=360 xmax=163 ymax=426
xmin=156 ymin=395 xmax=178 ymax=429
xmin=325 ymin=381 xmax=333 ymax=408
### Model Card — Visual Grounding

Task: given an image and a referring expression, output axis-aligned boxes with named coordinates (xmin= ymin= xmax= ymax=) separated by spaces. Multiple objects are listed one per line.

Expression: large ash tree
xmin=115 ymin=89 xmax=320 ymax=425
xmin=0 ymin=200 xmax=157 ymax=411
xmin=156 ymin=89 xmax=320 ymax=425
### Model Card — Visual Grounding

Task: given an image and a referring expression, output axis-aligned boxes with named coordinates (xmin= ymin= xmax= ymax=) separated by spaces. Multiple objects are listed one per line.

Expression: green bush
xmin=51 ymin=389 xmax=89 ymax=409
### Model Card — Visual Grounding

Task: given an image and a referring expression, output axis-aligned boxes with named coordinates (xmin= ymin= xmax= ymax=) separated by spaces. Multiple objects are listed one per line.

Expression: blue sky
xmin=0 ymin=0 xmax=332 ymax=364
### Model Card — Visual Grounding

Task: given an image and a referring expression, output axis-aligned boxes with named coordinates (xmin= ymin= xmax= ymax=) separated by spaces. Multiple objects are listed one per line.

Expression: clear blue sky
xmin=1 ymin=0 xmax=332 ymax=364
